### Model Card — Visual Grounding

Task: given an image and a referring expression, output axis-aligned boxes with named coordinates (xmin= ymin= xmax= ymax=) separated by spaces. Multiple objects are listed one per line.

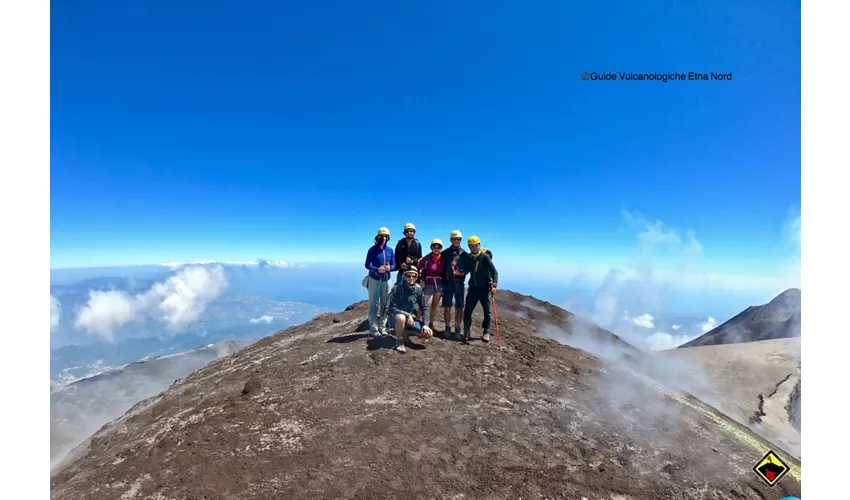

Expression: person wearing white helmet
xmin=394 ymin=222 xmax=423 ymax=285
xmin=364 ymin=227 xmax=396 ymax=337
xmin=440 ymin=229 xmax=468 ymax=340
xmin=417 ymin=238 xmax=446 ymax=331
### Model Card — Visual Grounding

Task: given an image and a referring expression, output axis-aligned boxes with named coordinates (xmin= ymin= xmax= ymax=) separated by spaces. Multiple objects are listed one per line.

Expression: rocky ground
xmin=50 ymin=290 xmax=801 ymax=500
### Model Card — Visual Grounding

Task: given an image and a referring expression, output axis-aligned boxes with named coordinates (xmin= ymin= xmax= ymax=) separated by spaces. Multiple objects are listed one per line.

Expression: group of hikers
xmin=364 ymin=223 xmax=498 ymax=353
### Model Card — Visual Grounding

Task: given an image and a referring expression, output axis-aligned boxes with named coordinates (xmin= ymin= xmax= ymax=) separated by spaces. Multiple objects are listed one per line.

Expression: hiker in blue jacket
xmin=364 ymin=227 xmax=396 ymax=337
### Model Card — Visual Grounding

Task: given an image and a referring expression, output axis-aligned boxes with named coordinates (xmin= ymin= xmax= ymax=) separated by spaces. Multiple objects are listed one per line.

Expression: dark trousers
xmin=463 ymin=285 xmax=492 ymax=333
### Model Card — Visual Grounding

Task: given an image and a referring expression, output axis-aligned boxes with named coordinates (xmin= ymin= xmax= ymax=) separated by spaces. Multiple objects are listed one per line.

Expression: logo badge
xmin=752 ymin=450 xmax=790 ymax=487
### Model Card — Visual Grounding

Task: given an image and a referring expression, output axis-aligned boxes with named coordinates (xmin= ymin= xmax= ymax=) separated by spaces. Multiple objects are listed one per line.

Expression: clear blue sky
xmin=51 ymin=0 xmax=800 ymax=284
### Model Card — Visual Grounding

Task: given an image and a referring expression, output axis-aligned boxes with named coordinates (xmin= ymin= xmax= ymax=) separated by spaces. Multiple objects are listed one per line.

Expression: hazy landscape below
xmin=51 ymin=340 xmax=247 ymax=469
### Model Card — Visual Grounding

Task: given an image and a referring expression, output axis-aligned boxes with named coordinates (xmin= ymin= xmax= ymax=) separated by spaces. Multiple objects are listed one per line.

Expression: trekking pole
xmin=491 ymin=291 xmax=502 ymax=351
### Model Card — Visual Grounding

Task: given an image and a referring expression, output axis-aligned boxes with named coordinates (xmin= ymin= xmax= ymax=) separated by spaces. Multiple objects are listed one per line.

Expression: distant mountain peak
xmin=679 ymin=289 xmax=801 ymax=348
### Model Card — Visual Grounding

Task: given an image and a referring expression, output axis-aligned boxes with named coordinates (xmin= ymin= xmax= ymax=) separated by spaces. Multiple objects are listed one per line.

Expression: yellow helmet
xmin=430 ymin=238 xmax=443 ymax=248
xmin=377 ymin=227 xmax=390 ymax=238
xmin=403 ymin=266 xmax=419 ymax=277
xmin=450 ymin=229 xmax=462 ymax=239
xmin=404 ymin=222 xmax=416 ymax=231
xmin=467 ymin=235 xmax=481 ymax=245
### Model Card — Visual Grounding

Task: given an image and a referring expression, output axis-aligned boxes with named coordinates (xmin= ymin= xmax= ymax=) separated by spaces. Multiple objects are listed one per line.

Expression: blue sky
xmin=51 ymin=0 xmax=800 ymax=300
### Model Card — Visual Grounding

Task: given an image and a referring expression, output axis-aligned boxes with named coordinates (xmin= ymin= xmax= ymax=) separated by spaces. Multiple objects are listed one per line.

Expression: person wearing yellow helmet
xmin=394 ymin=222 xmax=423 ymax=285
xmin=417 ymin=238 xmax=446 ymax=331
xmin=456 ymin=235 xmax=499 ymax=342
xmin=364 ymin=227 xmax=396 ymax=337
xmin=440 ymin=229 xmax=468 ymax=339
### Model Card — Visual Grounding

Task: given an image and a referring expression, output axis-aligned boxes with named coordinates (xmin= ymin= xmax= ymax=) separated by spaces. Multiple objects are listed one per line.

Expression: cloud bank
xmin=74 ymin=264 xmax=230 ymax=341
xmin=160 ymin=258 xmax=294 ymax=270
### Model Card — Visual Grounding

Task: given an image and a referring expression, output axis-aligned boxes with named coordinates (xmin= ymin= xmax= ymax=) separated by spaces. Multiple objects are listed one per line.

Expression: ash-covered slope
xmin=51 ymin=291 xmax=801 ymax=500
xmin=679 ymin=288 xmax=801 ymax=348
xmin=51 ymin=340 xmax=248 ymax=469
xmin=657 ymin=337 xmax=801 ymax=459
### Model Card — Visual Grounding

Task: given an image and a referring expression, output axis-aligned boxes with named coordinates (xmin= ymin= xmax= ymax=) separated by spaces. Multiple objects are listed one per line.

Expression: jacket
xmin=394 ymin=237 xmax=423 ymax=272
xmin=388 ymin=282 xmax=429 ymax=324
xmin=364 ymin=243 xmax=395 ymax=282
xmin=418 ymin=252 xmax=445 ymax=287
xmin=458 ymin=251 xmax=498 ymax=288
xmin=440 ymin=244 xmax=468 ymax=284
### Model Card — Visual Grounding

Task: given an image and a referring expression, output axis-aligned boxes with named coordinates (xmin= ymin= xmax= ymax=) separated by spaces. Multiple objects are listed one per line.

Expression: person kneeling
xmin=388 ymin=267 xmax=433 ymax=353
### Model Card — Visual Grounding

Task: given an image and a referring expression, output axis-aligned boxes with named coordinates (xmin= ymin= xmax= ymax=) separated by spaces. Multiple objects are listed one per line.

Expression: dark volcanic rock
xmin=50 ymin=290 xmax=801 ymax=500
xmin=680 ymin=288 xmax=801 ymax=348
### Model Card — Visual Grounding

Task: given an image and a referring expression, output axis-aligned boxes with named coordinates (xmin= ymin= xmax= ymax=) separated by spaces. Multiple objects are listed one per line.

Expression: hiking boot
xmin=369 ymin=327 xmax=379 ymax=338
xmin=464 ymin=330 xmax=472 ymax=342
xmin=394 ymin=339 xmax=407 ymax=353
xmin=482 ymin=332 xmax=491 ymax=343
xmin=378 ymin=327 xmax=389 ymax=337
xmin=454 ymin=325 xmax=461 ymax=337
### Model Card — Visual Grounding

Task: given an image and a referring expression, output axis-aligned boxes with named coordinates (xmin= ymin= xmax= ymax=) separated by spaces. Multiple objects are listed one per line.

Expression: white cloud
xmin=160 ymin=259 xmax=294 ymax=270
xmin=700 ymin=316 xmax=718 ymax=333
xmin=74 ymin=264 xmax=230 ymax=340
xmin=646 ymin=331 xmax=699 ymax=351
xmin=249 ymin=315 xmax=274 ymax=324
xmin=622 ymin=210 xmax=703 ymax=254
xmin=50 ymin=295 xmax=62 ymax=332
xmin=140 ymin=264 xmax=229 ymax=329
xmin=672 ymin=324 xmax=681 ymax=330
xmin=160 ymin=260 xmax=218 ymax=269
xmin=630 ymin=313 xmax=655 ymax=329
xmin=74 ymin=290 xmax=140 ymax=341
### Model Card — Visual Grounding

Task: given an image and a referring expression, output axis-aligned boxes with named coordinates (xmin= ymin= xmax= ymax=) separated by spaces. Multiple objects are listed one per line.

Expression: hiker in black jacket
xmin=456 ymin=235 xmax=498 ymax=343
xmin=440 ymin=229 xmax=467 ymax=340
xmin=394 ymin=222 xmax=423 ymax=284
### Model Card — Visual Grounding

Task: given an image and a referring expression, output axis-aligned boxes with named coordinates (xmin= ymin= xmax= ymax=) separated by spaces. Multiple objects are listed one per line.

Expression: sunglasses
xmin=451 ymin=238 xmax=461 ymax=241
xmin=404 ymin=273 xmax=418 ymax=278
xmin=404 ymin=229 xmax=415 ymax=233
xmin=432 ymin=245 xmax=442 ymax=249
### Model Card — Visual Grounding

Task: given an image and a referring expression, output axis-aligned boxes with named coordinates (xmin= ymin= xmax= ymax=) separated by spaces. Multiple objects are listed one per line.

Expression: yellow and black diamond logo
xmin=752 ymin=450 xmax=790 ymax=487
